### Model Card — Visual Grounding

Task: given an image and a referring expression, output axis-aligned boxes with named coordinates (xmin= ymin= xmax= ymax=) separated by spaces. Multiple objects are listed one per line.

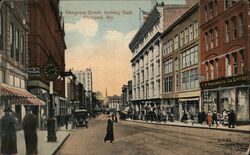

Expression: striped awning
xmin=0 ymin=83 xmax=45 ymax=106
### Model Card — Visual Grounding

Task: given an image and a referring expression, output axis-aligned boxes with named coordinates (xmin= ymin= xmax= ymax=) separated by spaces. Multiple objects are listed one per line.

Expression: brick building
xmin=27 ymin=0 xmax=66 ymax=117
xmin=161 ymin=3 xmax=199 ymax=120
xmin=200 ymin=0 xmax=250 ymax=123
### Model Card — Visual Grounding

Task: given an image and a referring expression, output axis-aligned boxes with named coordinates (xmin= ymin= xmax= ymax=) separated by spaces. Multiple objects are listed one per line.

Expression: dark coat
xmin=1 ymin=113 xmax=17 ymax=154
xmin=104 ymin=119 xmax=114 ymax=141
xmin=23 ymin=112 xmax=38 ymax=155
xmin=228 ymin=111 xmax=235 ymax=123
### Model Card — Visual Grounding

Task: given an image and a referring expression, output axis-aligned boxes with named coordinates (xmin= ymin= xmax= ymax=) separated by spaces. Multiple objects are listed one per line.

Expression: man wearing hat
xmin=23 ymin=107 xmax=38 ymax=155
xmin=1 ymin=107 xmax=18 ymax=155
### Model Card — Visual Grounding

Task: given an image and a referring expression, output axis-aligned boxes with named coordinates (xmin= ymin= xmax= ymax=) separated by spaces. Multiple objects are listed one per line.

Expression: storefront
xmin=201 ymin=74 xmax=250 ymax=123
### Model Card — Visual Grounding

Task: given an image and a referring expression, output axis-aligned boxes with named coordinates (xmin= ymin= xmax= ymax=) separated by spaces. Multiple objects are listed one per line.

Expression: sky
xmin=60 ymin=0 xmax=186 ymax=96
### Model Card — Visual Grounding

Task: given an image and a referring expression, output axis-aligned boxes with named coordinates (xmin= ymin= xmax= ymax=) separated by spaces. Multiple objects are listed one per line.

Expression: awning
xmin=0 ymin=83 xmax=45 ymax=106
xmin=178 ymin=98 xmax=199 ymax=102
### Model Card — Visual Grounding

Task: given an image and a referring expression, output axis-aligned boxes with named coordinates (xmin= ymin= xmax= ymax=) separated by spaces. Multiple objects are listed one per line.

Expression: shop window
xmin=231 ymin=16 xmax=237 ymax=39
xmin=239 ymin=13 xmax=243 ymax=37
xmin=0 ymin=11 xmax=3 ymax=50
xmin=225 ymin=20 xmax=230 ymax=43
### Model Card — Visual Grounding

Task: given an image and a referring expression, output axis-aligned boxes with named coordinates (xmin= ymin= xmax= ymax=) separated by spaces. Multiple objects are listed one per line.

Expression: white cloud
xmin=65 ymin=18 xmax=98 ymax=38
xmin=65 ymin=29 xmax=137 ymax=96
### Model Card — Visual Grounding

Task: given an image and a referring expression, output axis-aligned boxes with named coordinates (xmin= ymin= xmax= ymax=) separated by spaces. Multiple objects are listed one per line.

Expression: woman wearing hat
xmin=1 ymin=108 xmax=18 ymax=155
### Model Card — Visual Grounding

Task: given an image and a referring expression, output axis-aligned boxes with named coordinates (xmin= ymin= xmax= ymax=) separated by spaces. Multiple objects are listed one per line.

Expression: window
xmin=215 ymin=59 xmax=218 ymax=78
xmin=206 ymin=63 xmax=209 ymax=80
xmin=0 ymin=11 xmax=3 ymax=50
xmin=175 ymin=74 xmax=179 ymax=91
xmin=215 ymin=28 xmax=218 ymax=47
xmin=141 ymin=70 xmax=144 ymax=83
xmin=157 ymin=60 xmax=160 ymax=75
xmin=209 ymin=29 xmax=213 ymax=49
xmin=232 ymin=16 xmax=237 ymax=39
xmin=225 ymin=0 xmax=231 ymax=9
xmin=185 ymin=28 xmax=188 ymax=44
xmin=10 ymin=23 xmax=14 ymax=58
xmin=205 ymin=32 xmax=208 ymax=51
xmin=180 ymin=31 xmax=184 ymax=46
xmin=204 ymin=6 xmax=208 ymax=22
xmin=194 ymin=21 xmax=198 ymax=38
xmin=151 ymin=82 xmax=154 ymax=96
xmin=232 ymin=53 xmax=237 ymax=75
xmin=20 ymin=36 xmax=25 ymax=65
xmin=240 ymin=49 xmax=244 ymax=74
xmin=210 ymin=61 xmax=214 ymax=80
xmin=214 ymin=0 xmax=218 ymax=16
xmin=15 ymin=30 xmax=19 ymax=62
xmin=164 ymin=58 xmax=172 ymax=74
xmin=209 ymin=2 xmax=213 ymax=19
xmin=225 ymin=55 xmax=231 ymax=76
xmin=175 ymin=58 xmax=179 ymax=71
xmin=164 ymin=76 xmax=172 ymax=92
xmin=182 ymin=45 xmax=198 ymax=68
xmin=151 ymin=64 xmax=154 ymax=78
xmin=170 ymin=39 xmax=174 ymax=52
xmin=146 ymin=67 xmax=149 ymax=80
xmin=174 ymin=35 xmax=179 ymax=50
xmin=189 ymin=25 xmax=193 ymax=41
xmin=225 ymin=20 xmax=229 ymax=43
xmin=0 ymin=70 xmax=5 ymax=83
xmin=137 ymin=73 xmax=140 ymax=84
xmin=239 ymin=13 xmax=243 ymax=37
xmin=182 ymin=68 xmax=198 ymax=90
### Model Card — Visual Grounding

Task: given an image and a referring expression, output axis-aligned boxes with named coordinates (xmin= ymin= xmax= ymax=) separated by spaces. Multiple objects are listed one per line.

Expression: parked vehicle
xmin=74 ymin=109 xmax=88 ymax=128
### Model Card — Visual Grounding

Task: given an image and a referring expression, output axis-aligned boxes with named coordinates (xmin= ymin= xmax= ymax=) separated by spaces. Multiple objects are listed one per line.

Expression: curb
xmin=126 ymin=120 xmax=250 ymax=134
xmin=52 ymin=133 xmax=71 ymax=155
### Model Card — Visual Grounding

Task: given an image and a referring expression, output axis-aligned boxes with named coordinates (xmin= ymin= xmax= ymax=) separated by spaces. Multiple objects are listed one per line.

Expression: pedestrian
xmin=228 ymin=109 xmax=236 ymax=128
xmin=1 ymin=108 xmax=18 ymax=155
xmin=104 ymin=115 xmax=114 ymax=143
xmin=201 ymin=110 xmax=206 ymax=125
xmin=65 ymin=116 xmax=68 ymax=130
xmin=181 ymin=111 xmax=188 ymax=123
xmin=212 ymin=111 xmax=218 ymax=127
xmin=23 ymin=107 xmax=38 ymax=155
xmin=207 ymin=112 xmax=213 ymax=127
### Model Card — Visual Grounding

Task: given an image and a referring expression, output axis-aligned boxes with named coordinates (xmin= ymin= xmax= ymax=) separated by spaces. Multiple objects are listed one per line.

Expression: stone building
xmin=0 ymin=0 xmax=44 ymax=128
xmin=199 ymin=0 xmax=250 ymax=123
xmin=161 ymin=3 xmax=199 ymax=120
xmin=129 ymin=0 xmax=196 ymax=120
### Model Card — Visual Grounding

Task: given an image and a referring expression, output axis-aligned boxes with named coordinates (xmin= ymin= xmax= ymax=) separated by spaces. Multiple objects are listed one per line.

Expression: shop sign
xmin=200 ymin=74 xmax=250 ymax=89
xmin=28 ymin=66 xmax=41 ymax=77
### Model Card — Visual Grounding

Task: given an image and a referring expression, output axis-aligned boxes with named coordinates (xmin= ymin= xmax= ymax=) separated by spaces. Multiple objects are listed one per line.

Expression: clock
xmin=44 ymin=57 xmax=60 ymax=81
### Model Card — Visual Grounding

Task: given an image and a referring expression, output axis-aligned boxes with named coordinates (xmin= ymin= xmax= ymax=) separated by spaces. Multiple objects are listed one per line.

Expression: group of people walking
xmin=1 ymin=107 xmax=38 ymax=155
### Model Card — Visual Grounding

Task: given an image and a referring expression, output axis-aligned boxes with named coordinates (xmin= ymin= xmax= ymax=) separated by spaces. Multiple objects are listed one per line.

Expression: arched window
xmin=10 ymin=23 xmax=14 ymax=58
xmin=0 ymin=11 xmax=3 ymax=50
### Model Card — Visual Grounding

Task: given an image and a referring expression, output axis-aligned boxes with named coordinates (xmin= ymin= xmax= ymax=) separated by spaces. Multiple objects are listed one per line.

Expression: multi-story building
xmin=200 ymin=0 xmax=250 ymax=123
xmin=74 ymin=68 xmax=93 ymax=109
xmin=107 ymin=95 xmax=122 ymax=112
xmin=129 ymin=1 xmax=196 ymax=120
xmin=0 ymin=0 xmax=45 ymax=128
xmin=161 ymin=3 xmax=200 ymax=120
xmin=27 ymin=0 xmax=66 ymax=117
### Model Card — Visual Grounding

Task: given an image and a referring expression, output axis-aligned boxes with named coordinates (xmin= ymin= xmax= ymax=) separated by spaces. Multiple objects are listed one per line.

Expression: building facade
xmin=129 ymin=1 xmax=195 ymax=120
xmin=27 ymin=0 xmax=66 ymax=117
xmin=161 ymin=3 xmax=200 ymax=120
xmin=107 ymin=95 xmax=122 ymax=112
xmin=200 ymin=0 xmax=250 ymax=123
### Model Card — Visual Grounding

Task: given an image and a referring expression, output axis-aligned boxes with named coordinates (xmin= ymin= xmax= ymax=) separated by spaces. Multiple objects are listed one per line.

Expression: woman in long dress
xmin=104 ymin=116 xmax=114 ymax=143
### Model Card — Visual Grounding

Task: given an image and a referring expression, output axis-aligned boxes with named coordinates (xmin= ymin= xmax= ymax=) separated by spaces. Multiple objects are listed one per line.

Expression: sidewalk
xmin=126 ymin=119 xmax=250 ymax=134
xmin=17 ymin=129 xmax=70 ymax=155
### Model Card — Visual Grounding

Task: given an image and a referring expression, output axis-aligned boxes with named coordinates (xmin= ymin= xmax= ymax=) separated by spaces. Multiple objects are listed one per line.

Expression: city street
xmin=56 ymin=115 xmax=249 ymax=155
